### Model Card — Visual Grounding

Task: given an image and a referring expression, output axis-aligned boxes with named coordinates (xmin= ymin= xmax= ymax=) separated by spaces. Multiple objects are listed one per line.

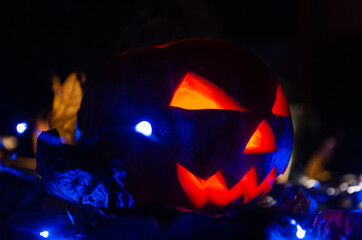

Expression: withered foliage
xmin=50 ymin=73 xmax=85 ymax=144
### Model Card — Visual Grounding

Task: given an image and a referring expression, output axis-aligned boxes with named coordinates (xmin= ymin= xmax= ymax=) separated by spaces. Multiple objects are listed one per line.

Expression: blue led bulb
xmin=40 ymin=230 xmax=49 ymax=238
xmin=16 ymin=122 xmax=28 ymax=134
xmin=135 ymin=121 xmax=152 ymax=137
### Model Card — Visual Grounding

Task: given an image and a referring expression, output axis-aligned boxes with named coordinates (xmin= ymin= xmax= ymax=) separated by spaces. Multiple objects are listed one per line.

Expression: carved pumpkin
xmin=77 ymin=39 xmax=293 ymax=214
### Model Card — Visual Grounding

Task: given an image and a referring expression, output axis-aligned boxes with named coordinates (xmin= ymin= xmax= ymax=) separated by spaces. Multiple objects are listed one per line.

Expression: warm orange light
xmin=169 ymin=72 xmax=245 ymax=111
xmin=177 ymin=163 xmax=276 ymax=208
xmin=272 ymin=84 xmax=290 ymax=116
xmin=243 ymin=120 xmax=276 ymax=153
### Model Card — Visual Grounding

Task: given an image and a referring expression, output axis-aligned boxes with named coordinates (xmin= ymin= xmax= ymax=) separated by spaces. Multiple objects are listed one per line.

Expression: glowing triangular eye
xmin=272 ymin=84 xmax=290 ymax=116
xmin=169 ymin=72 xmax=245 ymax=111
xmin=243 ymin=120 xmax=276 ymax=153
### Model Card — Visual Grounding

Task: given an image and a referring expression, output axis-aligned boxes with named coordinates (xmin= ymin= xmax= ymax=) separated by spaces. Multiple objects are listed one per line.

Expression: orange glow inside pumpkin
xmin=170 ymin=73 xmax=285 ymax=209
xmin=243 ymin=120 xmax=276 ymax=153
xmin=177 ymin=163 xmax=277 ymax=208
xmin=169 ymin=72 xmax=245 ymax=111
xmin=272 ymin=84 xmax=290 ymax=116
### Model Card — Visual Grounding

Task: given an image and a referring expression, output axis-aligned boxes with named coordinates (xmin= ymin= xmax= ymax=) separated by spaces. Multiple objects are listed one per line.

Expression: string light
xmin=40 ymin=230 xmax=49 ymax=238
xmin=296 ymin=224 xmax=306 ymax=239
xmin=16 ymin=122 xmax=28 ymax=134
xmin=135 ymin=121 xmax=152 ymax=137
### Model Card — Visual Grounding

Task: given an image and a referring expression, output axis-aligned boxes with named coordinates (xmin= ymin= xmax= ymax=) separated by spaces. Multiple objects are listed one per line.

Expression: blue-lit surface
xmin=40 ymin=230 xmax=49 ymax=238
xmin=16 ymin=122 xmax=28 ymax=134
xmin=135 ymin=121 xmax=152 ymax=137
xmin=11 ymin=152 xmax=17 ymax=160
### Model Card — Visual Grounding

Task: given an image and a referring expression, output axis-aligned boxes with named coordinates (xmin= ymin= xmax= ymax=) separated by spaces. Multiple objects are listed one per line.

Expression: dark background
xmin=1 ymin=0 xmax=361 ymax=176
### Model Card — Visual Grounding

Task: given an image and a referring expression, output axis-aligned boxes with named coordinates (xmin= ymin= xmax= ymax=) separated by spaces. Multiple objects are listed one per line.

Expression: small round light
xmin=290 ymin=219 xmax=296 ymax=225
xmin=135 ymin=121 xmax=152 ymax=137
xmin=326 ymin=187 xmax=336 ymax=196
xmin=304 ymin=179 xmax=320 ymax=189
xmin=40 ymin=230 xmax=49 ymax=238
xmin=339 ymin=182 xmax=348 ymax=192
xmin=16 ymin=122 xmax=28 ymax=134
xmin=347 ymin=186 xmax=355 ymax=194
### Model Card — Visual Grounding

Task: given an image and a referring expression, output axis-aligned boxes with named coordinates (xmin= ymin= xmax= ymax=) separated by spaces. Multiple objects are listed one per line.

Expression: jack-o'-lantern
xmin=76 ymin=39 xmax=293 ymax=214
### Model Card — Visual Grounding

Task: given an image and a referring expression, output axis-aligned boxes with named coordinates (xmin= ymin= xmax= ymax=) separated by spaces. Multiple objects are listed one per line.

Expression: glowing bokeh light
xmin=304 ymin=179 xmax=320 ymax=189
xmin=339 ymin=182 xmax=348 ymax=191
xmin=347 ymin=186 xmax=355 ymax=194
xmin=1 ymin=136 xmax=18 ymax=150
xmin=326 ymin=187 xmax=336 ymax=196
xmin=16 ymin=122 xmax=28 ymax=134
xmin=135 ymin=121 xmax=152 ymax=137
xmin=40 ymin=231 xmax=49 ymax=238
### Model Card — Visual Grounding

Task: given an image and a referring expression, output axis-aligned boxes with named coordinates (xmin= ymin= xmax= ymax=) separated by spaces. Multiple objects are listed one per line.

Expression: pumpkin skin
xmin=77 ymin=39 xmax=293 ymax=214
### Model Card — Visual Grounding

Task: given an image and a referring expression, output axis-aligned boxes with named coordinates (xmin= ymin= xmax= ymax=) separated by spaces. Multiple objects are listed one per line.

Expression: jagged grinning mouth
xmin=176 ymin=163 xmax=277 ymax=209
